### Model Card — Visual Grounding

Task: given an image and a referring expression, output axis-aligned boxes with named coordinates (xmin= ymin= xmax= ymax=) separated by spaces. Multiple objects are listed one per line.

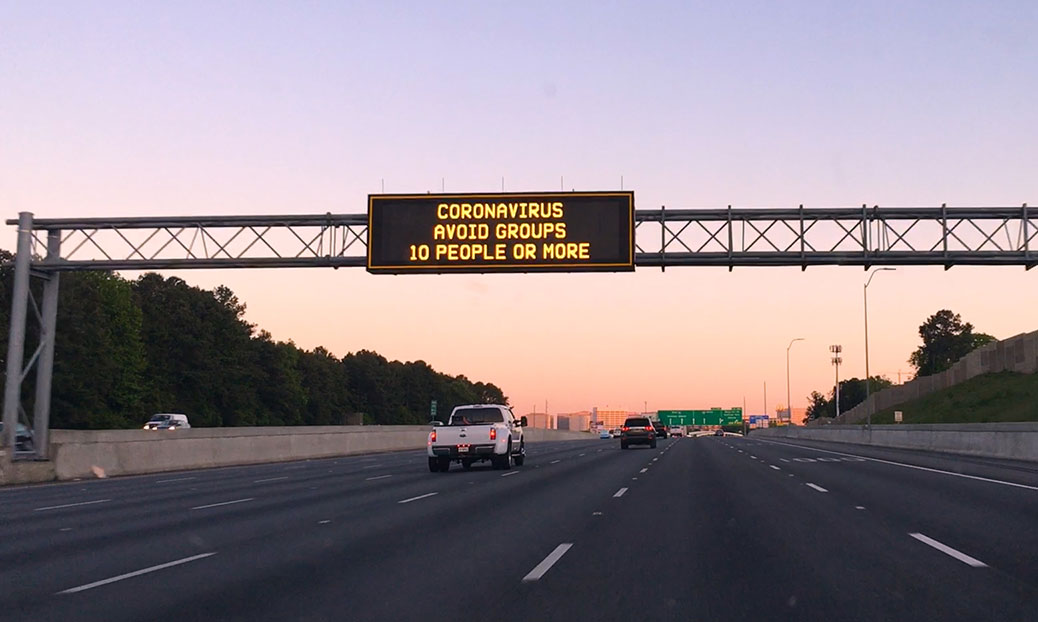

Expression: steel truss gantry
xmin=3 ymin=205 xmax=1035 ymax=458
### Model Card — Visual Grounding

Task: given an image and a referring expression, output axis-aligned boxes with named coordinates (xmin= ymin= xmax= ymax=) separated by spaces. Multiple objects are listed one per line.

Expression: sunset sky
xmin=3 ymin=1 xmax=1036 ymax=417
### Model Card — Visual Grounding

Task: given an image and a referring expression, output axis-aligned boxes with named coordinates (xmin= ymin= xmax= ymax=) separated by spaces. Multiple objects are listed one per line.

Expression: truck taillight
xmin=430 ymin=430 xmax=437 ymax=443
xmin=490 ymin=428 xmax=497 ymax=441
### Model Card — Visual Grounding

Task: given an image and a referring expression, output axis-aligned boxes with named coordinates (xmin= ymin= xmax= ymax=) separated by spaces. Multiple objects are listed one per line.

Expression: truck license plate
xmin=458 ymin=446 xmax=469 ymax=453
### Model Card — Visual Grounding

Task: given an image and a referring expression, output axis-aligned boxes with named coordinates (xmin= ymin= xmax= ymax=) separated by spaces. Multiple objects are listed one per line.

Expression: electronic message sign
xmin=366 ymin=191 xmax=634 ymax=273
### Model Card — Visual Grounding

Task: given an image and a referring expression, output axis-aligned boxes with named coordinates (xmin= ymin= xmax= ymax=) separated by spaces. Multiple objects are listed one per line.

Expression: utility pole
xmin=830 ymin=345 xmax=842 ymax=419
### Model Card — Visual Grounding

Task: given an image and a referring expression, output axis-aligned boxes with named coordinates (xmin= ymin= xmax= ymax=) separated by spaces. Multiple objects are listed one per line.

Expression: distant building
xmin=776 ymin=407 xmax=807 ymax=424
xmin=557 ymin=412 xmax=592 ymax=432
xmin=592 ymin=409 xmax=639 ymax=430
xmin=524 ymin=412 xmax=556 ymax=429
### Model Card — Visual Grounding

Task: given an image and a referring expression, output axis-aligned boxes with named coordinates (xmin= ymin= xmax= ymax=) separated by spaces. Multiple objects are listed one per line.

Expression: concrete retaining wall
xmin=835 ymin=329 xmax=1038 ymax=424
xmin=35 ymin=425 xmax=592 ymax=482
xmin=754 ymin=423 xmax=1038 ymax=462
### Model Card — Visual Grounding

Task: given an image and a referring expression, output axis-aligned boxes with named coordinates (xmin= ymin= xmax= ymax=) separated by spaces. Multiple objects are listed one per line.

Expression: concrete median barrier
xmin=6 ymin=426 xmax=593 ymax=483
xmin=752 ymin=423 xmax=1038 ymax=463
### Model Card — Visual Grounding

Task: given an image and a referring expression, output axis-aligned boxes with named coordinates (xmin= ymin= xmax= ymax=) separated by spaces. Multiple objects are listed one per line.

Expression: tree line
xmin=1 ymin=251 xmax=506 ymax=428
xmin=804 ymin=309 xmax=995 ymax=422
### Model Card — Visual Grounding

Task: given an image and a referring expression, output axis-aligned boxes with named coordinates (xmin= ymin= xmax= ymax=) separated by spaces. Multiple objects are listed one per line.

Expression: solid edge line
xmin=365 ymin=475 xmax=393 ymax=481
xmin=190 ymin=498 xmax=253 ymax=511
xmin=613 ymin=487 xmax=628 ymax=497
xmin=398 ymin=492 xmax=438 ymax=504
xmin=34 ymin=499 xmax=112 ymax=512
xmin=522 ymin=543 xmax=573 ymax=582
xmin=58 ymin=552 xmax=217 ymax=594
xmin=755 ymin=438 xmax=1038 ymax=491
xmin=909 ymin=533 xmax=988 ymax=567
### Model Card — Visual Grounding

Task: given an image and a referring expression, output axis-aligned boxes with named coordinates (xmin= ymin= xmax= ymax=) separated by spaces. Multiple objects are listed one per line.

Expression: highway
xmin=1 ymin=435 xmax=1036 ymax=621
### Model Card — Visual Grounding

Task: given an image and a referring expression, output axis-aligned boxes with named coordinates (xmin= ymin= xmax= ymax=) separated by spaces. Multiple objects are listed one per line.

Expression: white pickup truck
xmin=427 ymin=404 xmax=527 ymax=472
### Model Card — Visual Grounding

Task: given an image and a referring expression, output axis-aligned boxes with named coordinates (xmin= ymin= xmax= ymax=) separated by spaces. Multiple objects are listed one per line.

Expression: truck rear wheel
xmin=437 ymin=457 xmax=451 ymax=472
xmin=428 ymin=457 xmax=440 ymax=472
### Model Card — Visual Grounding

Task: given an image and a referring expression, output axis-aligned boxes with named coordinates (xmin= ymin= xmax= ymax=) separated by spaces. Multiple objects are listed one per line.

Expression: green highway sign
xmin=657 ymin=408 xmax=743 ymax=426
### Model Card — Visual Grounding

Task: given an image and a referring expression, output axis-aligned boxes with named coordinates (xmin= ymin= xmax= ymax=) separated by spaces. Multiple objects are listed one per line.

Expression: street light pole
xmin=864 ymin=268 xmax=896 ymax=428
xmin=786 ymin=338 xmax=805 ymax=424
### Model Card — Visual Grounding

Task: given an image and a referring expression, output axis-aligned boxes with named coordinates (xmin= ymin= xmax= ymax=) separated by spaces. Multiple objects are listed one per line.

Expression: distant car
xmin=668 ymin=425 xmax=684 ymax=438
xmin=652 ymin=421 xmax=668 ymax=439
xmin=143 ymin=413 xmax=191 ymax=430
xmin=609 ymin=428 xmax=621 ymax=438
xmin=620 ymin=417 xmax=656 ymax=449
xmin=0 ymin=422 xmax=34 ymax=452
xmin=714 ymin=429 xmax=725 ymax=437
xmin=599 ymin=430 xmax=612 ymax=439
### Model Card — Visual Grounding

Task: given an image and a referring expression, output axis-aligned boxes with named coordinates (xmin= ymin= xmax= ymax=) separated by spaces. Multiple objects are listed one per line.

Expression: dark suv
xmin=620 ymin=417 xmax=657 ymax=449
xmin=652 ymin=421 xmax=668 ymax=439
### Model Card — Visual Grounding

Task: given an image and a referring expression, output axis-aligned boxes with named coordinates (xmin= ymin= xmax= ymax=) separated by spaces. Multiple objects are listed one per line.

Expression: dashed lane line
xmin=522 ymin=544 xmax=573 ymax=583
xmin=398 ymin=492 xmax=438 ymax=504
xmin=805 ymin=483 xmax=828 ymax=493
xmin=34 ymin=499 xmax=112 ymax=512
xmin=58 ymin=552 xmax=217 ymax=594
xmin=909 ymin=533 xmax=987 ymax=567
xmin=191 ymin=498 xmax=253 ymax=511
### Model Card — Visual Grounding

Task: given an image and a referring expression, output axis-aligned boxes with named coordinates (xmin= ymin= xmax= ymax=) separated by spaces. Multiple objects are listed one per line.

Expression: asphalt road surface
xmin=1 ymin=435 xmax=1035 ymax=621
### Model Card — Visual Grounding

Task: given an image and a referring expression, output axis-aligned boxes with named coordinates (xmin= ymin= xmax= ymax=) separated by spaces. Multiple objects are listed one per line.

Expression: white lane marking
xmin=788 ymin=474 xmax=795 ymax=477
xmin=805 ymin=483 xmax=828 ymax=493
xmin=191 ymin=498 xmax=253 ymax=510
xmin=500 ymin=471 xmax=519 ymax=478
xmin=632 ymin=477 xmax=638 ymax=480
xmin=578 ymin=453 xmax=585 ymax=457
xmin=59 ymin=527 xmax=73 ymax=532
xmin=550 ymin=460 xmax=561 ymax=464
xmin=613 ymin=487 xmax=628 ymax=498
xmin=779 ymin=459 xmax=790 ymax=463
xmin=319 ymin=520 xmax=331 ymax=524
xmin=769 ymin=465 xmax=781 ymax=471
xmin=365 ymin=475 xmax=392 ymax=481
xmin=855 ymin=506 xmax=866 ymax=510
xmin=756 ymin=438 xmax=1038 ymax=491
xmin=750 ymin=455 xmax=757 ymax=459
xmin=34 ymin=499 xmax=111 ymax=512
xmin=253 ymin=476 xmax=289 ymax=483
xmin=522 ymin=543 xmax=573 ymax=582
xmin=909 ymin=533 xmax=988 ymax=567
xmin=362 ymin=465 xmax=382 ymax=469
xmin=652 ymin=458 xmax=658 ymax=462
xmin=639 ymin=468 xmax=648 ymax=473
xmin=156 ymin=477 xmax=196 ymax=483
xmin=58 ymin=552 xmax=217 ymax=594
xmin=737 ymin=450 xmax=744 ymax=453
xmin=398 ymin=492 xmax=438 ymax=504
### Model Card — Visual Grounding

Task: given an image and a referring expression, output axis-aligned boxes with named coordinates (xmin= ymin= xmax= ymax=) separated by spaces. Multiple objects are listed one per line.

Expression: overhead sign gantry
xmin=3 ymin=199 xmax=1035 ymax=459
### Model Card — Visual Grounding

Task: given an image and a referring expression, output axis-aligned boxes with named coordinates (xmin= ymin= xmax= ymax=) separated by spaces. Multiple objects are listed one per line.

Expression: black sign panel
xmin=367 ymin=191 xmax=634 ymax=273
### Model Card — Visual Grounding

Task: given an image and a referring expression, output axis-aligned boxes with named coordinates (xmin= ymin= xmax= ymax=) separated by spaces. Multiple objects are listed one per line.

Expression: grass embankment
xmin=872 ymin=371 xmax=1038 ymax=424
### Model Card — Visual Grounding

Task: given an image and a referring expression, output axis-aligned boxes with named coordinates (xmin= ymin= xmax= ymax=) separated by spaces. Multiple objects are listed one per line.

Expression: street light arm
xmin=865 ymin=267 xmax=896 ymax=289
